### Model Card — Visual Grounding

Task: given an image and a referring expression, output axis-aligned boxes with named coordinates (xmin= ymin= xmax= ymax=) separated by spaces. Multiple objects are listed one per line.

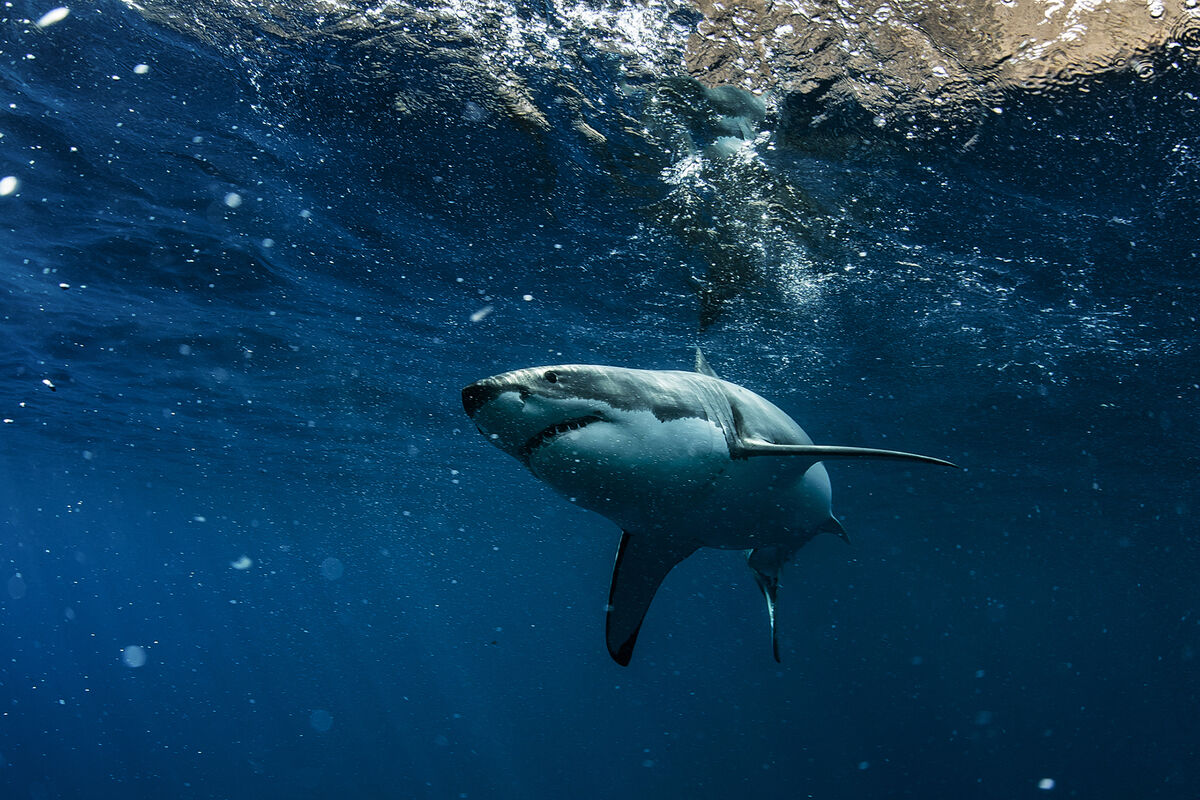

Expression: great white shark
xmin=461 ymin=351 xmax=958 ymax=666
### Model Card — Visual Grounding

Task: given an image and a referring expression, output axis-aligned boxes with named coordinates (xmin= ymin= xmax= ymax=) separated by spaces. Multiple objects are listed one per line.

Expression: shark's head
xmin=462 ymin=364 xmax=727 ymax=522
xmin=463 ymin=365 xmax=613 ymax=465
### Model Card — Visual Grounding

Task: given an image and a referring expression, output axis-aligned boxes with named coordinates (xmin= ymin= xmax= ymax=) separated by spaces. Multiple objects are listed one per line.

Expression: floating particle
xmin=7 ymin=575 xmax=26 ymax=599
xmin=309 ymin=709 xmax=333 ymax=732
xmin=230 ymin=555 xmax=253 ymax=570
xmin=320 ymin=557 xmax=344 ymax=580
xmin=469 ymin=305 xmax=494 ymax=322
xmin=1038 ymin=778 xmax=1056 ymax=790
xmin=0 ymin=176 xmax=18 ymax=196
xmin=122 ymin=645 xmax=147 ymax=668
xmin=857 ymin=761 xmax=870 ymax=770
xmin=133 ymin=63 xmax=149 ymax=74
xmin=223 ymin=192 xmax=242 ymax=208
xmin=522 ymin=294 xmax=533 ymax=301
xmin=41 ymin=378 xmax=55 ymax=391
xmin=35 ymin=7 xmax=70 ymax=28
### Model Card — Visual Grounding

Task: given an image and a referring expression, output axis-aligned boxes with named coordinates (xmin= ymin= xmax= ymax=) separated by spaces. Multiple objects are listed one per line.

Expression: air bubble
xmin=1171 ymin=16 xmax=1200 ymax=51
xmin=122 ymin=645 xmax=147 ymax=668
xmin=463 ymin=101 xmax=486 ymax=122
xmin=35 ymin=7 xmax=70 ymax=28
xmin=1130 ymin=58 xmax=1155 ymax=79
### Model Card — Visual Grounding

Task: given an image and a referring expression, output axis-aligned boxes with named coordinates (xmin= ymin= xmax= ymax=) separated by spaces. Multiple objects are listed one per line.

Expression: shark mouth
xmin=520 ymin=414 xmax=603 ymax=461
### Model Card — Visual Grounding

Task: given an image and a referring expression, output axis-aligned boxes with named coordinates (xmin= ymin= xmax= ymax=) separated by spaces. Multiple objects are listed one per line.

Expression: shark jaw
xmin=518 ymin=414 xmax=604 ymax=464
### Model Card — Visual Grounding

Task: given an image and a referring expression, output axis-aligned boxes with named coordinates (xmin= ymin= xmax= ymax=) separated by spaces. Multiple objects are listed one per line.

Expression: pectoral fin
xmin=736 ymin=440 xmax=959 ymax=469
xmin=606 ymin=532 xmax=698 ymax=666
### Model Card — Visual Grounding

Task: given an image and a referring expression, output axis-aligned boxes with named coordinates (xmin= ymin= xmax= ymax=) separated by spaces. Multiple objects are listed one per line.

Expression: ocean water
xmin=1 ymin=0 xmax=1197 ymax=798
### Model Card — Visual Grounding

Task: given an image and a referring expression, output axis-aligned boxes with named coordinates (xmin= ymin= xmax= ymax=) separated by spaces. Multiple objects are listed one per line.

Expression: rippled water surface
xmin=1 ymin=1 xmax=1197 ymax=797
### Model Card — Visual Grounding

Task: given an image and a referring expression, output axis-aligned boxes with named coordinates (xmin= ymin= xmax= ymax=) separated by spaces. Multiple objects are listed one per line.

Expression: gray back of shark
xmin=462 ymin=351 xmax=957 ymax=666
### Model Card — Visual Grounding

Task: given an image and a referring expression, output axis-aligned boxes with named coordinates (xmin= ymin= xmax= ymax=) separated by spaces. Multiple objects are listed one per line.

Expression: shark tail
xmin=817 ymin=515 xmax=850 ymax=544
xmin=748 ymin=517 xmax=849 ymax=662
xmin=746 ymin=544 xmax=796 ymax=663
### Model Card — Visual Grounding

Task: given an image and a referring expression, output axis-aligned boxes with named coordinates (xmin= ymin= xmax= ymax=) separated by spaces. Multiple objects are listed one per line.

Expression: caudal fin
xmin=747 ymin=546 xmax=795 ymax=663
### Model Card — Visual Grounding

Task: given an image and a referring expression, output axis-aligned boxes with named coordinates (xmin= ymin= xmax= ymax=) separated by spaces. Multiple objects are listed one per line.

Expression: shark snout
xmin=463 ymin=379 xmax=531 ymax=418
xmin=461 ymin=381 xmax=500 ymax=418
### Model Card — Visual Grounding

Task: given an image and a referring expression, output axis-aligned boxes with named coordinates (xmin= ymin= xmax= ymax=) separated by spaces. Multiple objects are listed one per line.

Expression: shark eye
xmin=543 ymin=370 xmax=559 ymax=383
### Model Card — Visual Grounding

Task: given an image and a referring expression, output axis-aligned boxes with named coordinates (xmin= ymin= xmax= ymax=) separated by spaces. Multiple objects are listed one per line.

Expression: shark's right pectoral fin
xmin=736 ymin=439 xmax=959 ymax=469
xmin=606 ymin=532 xmax=698 ymax=666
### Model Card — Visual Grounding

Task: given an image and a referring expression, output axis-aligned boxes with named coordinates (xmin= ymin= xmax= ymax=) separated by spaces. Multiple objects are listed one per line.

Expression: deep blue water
xmin=1 ymin=1 xmax=1198 ymax=798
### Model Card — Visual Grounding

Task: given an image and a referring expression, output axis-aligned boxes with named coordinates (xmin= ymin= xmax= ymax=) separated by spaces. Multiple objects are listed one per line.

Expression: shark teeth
xmin=520 ymin=415 xmax=602 ymax=461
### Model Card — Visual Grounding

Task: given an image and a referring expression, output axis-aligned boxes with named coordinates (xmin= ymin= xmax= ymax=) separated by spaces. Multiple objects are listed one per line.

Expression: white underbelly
xmin=669 ymin=460 xmax=834 ymax=549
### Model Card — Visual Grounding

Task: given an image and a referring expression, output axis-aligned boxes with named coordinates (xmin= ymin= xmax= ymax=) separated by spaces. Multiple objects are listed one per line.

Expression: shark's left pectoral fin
xmin=737 ymin=439 xmax=959 ymax=469
xmin=606 ymin=532 xmax=698 ymax=666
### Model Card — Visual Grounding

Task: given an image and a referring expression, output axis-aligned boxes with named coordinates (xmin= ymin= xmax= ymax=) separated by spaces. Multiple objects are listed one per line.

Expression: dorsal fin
xmin=693 ymin=348 xmax=719 ymax=379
